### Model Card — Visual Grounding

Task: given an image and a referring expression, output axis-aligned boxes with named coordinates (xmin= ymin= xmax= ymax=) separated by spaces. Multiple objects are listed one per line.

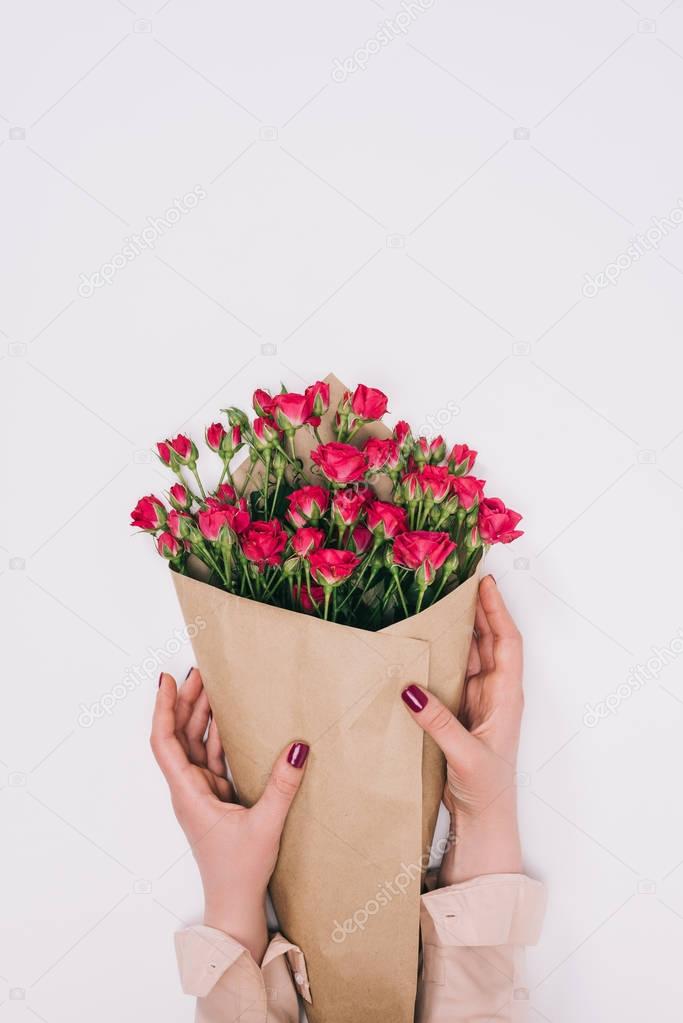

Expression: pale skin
xmin=151 ymin=574 xmax=523 ymax=966
xmin=151 ymin=669 xmax=308 ymax=963
xmin=401 ymin=574 xmax=524 ymax=885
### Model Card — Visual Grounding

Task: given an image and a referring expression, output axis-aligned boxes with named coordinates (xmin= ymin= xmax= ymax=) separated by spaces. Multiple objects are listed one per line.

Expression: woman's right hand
xmin=400 ymin=574 xmax=524 ymax=885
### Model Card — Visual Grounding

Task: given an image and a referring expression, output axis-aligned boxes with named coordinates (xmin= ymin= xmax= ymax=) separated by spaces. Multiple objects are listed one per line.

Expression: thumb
xmin=252 ymin=741 xmax=309 ymax=835
xmin=400 ymin=685 xmax=476 ymax=767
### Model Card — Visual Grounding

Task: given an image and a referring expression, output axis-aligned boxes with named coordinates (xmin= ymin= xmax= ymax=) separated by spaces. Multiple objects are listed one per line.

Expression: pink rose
xmin=451 ymin=475 xmax=485 ymax=511
xmin=293 ymin=582 xmax=324 ymax=614
xmin=241 ymin=520 xmax=288 ymax=569
xmin=291 ymin=527 xmax=325 ymax=557
xmin=286 ymin=485 xmax=330 ymax=527
xmin=252 ymin=416 xmax=280 ymax=449
xmin=393 ymin=531 xmax=456 ymax=584
xmin=253 ymin=388 xmax=274 ymax=417
xmin=157 ymin=441 xmax=172 ymax=465
xmin=214 ymin=483 xmax=236 ymax=503
xmin=309 ymin=548 xmax=361 ymax=587
xmin=131 ymin=495 xmax=166 ymax=531
xmin=351 ymin=384 xmax=389 ymax=421
xmin=206 ymin=422 xmax=226 ymax=452
xmin=332 ymin=488 xmax=366 ymax=527
xmin=415 ymin=435 xmax=446 ymax=465
xmin=393 ymin=420 xmax=412 ymax=453
xmin=349 ymin=524 xmax=373 ymax=554
xmin=366 ymin=501 xmax=408 ymax=539
xmin=271 ymin=392 xmax=313 ymax=430
xmin=197 ymin=508 xmax=230 ymax=542
xmin=311 ymin=442 xmax=368 ymax=484
xmin=448 ymin=443 xmax=477 ymax=475
xmin=306 ymin=381 xmax=330 ymax=418
xmin=166 ymin=509 xmax=193 ymax=539
xmin=169 ymin=434 xmax=195 ymax=464
xmin=414 ymin=465 xmax=453 ymax=503
xmin=478 ymin=498 xmax=523 ymax=544
xmin=156 ymin=531 xmax=180 ymax=559
xmin=363 ymin=438 xmax=401 ymax=471
xmin=169 ymin=483 xmax=191 ymax=511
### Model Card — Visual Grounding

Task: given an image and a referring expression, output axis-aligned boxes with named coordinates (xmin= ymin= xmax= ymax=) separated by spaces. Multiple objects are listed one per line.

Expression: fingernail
xmin=158 ymin=673 xmax=163 ymax=688
xmin=401 ymin=685 xmax=428 ymax=712
xmin=184 ymin=666 xmax=194 ymax=680
xmin=287 ymin=742 xmax=309 ymax=769
xmin=487 ymin=573 xmax=496 ymax=583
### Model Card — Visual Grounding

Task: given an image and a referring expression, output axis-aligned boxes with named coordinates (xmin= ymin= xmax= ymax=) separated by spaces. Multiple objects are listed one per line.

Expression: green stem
xmin=323 ymin=587 xmax=331 ymax=621
xmin=392 ymin=570 xmax=410 ymax=618
xmin=239 ymin=459 xmax=258 ymax=498
xmin=415 ymin=587 xmax=426 ymax=615
xmin=190 ymin=465 xmax=207 ymax=500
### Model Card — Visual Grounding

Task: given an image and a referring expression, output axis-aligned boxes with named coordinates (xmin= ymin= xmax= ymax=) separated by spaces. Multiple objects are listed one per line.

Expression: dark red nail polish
xmin=401 ymin=685 xmax=428 ymax=712
xmin=158 ymin=673 xmax=163 ymax=688
xmin=487 ymin=573 xmax=496 ymax=584
xmin=185 ymin=666 xmax=194 ymax=680
xmin=287 ymin=742 xmax=309 ymax=769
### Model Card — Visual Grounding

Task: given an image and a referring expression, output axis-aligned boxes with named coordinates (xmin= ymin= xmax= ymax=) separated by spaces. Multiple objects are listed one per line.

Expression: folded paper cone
xmin=171 ymin=375 xmax=480 ymax=1022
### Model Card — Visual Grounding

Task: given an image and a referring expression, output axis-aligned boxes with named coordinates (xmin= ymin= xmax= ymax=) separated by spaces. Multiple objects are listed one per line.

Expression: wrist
xmin=203 ymin=892 xmax=269 ymax=964
xmin=440 ymin=795 xmax=522 ymax=886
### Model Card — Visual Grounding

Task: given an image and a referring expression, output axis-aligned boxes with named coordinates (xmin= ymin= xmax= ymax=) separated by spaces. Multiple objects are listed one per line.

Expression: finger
xmin=150 ymin=674 xmax=191 ymax=785
xmin=475 ymin=598 xmax=495 ymax=673
xmin=400 ymin=685 xmax=477 ymax=766
xmin=479 ymin=575 xmax=523 ymax=676
xmin=466 ymin=634 xmax=481 ymax=678
xmin=206 ymin=716 xmax=228 ymax=780
xmin=251 ymin=741 xmax=309 ymax=835
xmin=176 ymin=667 xmax=203 ymax=733
xmin=185 ymin=685 xmax=211 ymax=767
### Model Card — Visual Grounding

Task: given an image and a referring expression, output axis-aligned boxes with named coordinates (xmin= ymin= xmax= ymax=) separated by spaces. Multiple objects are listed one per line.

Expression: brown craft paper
xmin=171 ymin=375 xmax=480 ymax=1023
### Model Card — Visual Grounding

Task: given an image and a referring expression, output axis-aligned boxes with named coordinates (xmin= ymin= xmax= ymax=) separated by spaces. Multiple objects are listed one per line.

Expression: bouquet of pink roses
xmin=132 ymin=379 xmax=521 ymax=628
xmin=132 ymin=374 xmax=522 ymax=1023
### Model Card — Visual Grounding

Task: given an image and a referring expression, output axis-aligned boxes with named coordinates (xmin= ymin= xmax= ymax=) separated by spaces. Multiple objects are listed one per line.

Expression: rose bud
xmin=349 ymin=524 xmax=373 ymax=554
xmin=166 ymin=509 xmax=193 ymax=540
xmin=252 ymin=416 xmax=280 ymax=450
xmin=156 ymin=531 xmax=181 ymax=560
xmin=448 ymin=443 xmax=477 ymax=476
xmin=393 ymin=420 xmax=413 ymax=454
xmin=253 ymin=388 xmax=274 ymax=418
xmin=169 ymin=483 xmax=191 ymax=511
xmin=222 ymin=406 xmax=250 ymax=429
xmin=306 ymin=380 xmax=330 ymax=418
xmin=291 ymin=527 xmax=325 ymax=557
xmin=311 ymin=442 xmax=369 ymax=485
xmin=270 ymin=392 xmax=314 ymax=432
xmin=363 ymin=438 xmax=401 ymax=472
xmin=478 ymin=497 xmax=524 ymax=544
xmin=241 ymin=520 xmax=288 ymax=569
xmin=464 ymin=524 xmax=480 ymax=551
xmin=415 ymin=435 xmax=446 ymax=466
xmin=157 ymin=441 xmax=172 ymax=465
xmin=293 ymin=582 xmax=325 ymax=614
xmin=451 ymin=475 xmax=485 ymax=511
xmin=169 ymin=434 xmax=197 ymax=466
xmin=392 ymin=531 xmax=456 ymax=586
xmin=401 ymin=472 xmax=421 ymax=504
xmin=206 ymin=422 xmax=226 ymax=452
xmin=286 ymin=485 xmax=330 ymax=527
xmin=131 ymin=495 xmax=166 ymax=531
xmin=309 ymin=548 xmax=361 ymax=587
xmin=416 ymin=465 xmax=453 ymax=504
xmin=332 ymin=488 xmax=366 ymax=527
xmin=351 ymin=384 xmax=389 ymax=421
xmin=366 ymin=501 xmax=408 ymax=540
xmin=214 ymin=482 xmax=237 ymax=504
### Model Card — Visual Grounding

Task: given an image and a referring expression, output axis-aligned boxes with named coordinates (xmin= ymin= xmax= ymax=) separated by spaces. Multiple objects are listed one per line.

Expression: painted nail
xmin=158 ymin=673 xmax=163 ymax=688
xmin=287 ymin=742 xmax=310 ymax=769
xmin=401 ymin=685 xmax=428 ymax=712
xmin=185 ymin=666 xmax=194 ymax=680
xmin=487 ymin=573 xmax=496 ymax=584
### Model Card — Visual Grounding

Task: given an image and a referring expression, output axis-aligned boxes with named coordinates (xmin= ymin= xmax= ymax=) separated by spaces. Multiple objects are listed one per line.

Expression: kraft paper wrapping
xmin=170 ymin=375 xmax=480 ymax=1023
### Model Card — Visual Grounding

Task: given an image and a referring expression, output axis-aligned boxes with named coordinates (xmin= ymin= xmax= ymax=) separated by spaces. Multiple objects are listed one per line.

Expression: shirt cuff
xmin=420 ymin=873 xmax=546 ymax=949
xmin=175 ymin=925 xmax=311 ymax=1003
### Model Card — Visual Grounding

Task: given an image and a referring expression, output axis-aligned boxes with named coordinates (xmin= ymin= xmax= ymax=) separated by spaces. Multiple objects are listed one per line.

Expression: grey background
xmin=3 ymin=1 xmax=683 ymax=1020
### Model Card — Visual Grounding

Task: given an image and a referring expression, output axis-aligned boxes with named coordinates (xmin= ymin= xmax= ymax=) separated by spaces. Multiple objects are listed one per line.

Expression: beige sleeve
xmin=175 ymin=925 xmax=311 ymax=1023
xmin=416 ymin=874 xmax=546 ymax=1023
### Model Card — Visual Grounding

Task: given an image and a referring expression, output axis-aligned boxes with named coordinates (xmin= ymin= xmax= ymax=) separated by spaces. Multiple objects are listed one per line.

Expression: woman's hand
xmin=400 ymin=575 xmax=524 ymax=886
xmin=151 ymin=668 xmax=309 ymax=963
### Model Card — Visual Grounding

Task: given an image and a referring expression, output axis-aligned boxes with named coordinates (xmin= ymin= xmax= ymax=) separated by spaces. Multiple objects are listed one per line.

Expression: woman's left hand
xmin=151 ymin=668 xmax=309 ymax=963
